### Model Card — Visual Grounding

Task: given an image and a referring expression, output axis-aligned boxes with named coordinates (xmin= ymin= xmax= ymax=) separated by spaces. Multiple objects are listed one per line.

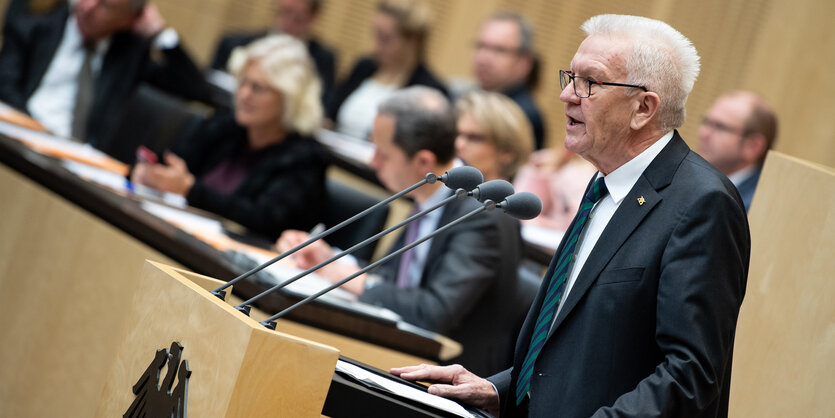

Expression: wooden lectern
xmin=96 ymin=261 xmax=339 ymax=417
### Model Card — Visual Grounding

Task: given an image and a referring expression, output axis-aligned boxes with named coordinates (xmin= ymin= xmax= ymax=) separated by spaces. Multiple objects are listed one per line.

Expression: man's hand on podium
xmin=391 ymin=363 xmax=500 ymax=416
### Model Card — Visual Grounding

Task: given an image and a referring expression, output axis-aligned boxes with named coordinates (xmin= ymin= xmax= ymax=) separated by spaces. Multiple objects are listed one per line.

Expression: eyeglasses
xmin=559 ymin=70 xmax=648 ymax=98
xmin=700 ymin=116 xmax=748 ymax=136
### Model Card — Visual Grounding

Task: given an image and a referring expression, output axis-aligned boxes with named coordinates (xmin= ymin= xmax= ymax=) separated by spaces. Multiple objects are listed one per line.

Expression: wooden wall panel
xmin=0 ymin=0 xmax=832 ymax=166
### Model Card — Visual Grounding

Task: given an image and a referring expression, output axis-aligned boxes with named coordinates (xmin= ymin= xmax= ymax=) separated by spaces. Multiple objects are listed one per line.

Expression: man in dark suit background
xmin=0 ymin=0 xmax=209 ymax=154
xmin=472 ymin=12 xmax=546 ymax=150
xmin=210 ymin=0 xmax=336 ymax=104
xmin=278 ymin=86 xmax=524 ymax=376
xmin=393 ymin=14 xmax=750 ymax=417
xmin=698 ymin=91 xmax=778 ymax=212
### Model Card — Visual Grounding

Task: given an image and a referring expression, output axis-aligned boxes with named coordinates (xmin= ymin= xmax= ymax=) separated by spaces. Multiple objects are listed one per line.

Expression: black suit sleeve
xmin=142 ymin=41 xmax=211 ymax=103
xmin=0 ymin=14 xmax=30 ymax=110
xmin=359 ymin=209 xmax=503 ymax=334
xmin=591 ymin=187 xmax=749 ymax=417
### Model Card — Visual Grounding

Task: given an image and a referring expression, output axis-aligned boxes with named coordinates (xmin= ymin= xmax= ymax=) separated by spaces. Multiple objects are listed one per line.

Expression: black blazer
xmin=0 ymin=1 xmax=210 ymax=153
xmin=171 ymin=112 xmax=328 ymax=240
xmin=360 ymin=194 xmax=522 ymax=376
xmin=210 ymin=31 xmax=336 ymax=104
xmin=489 ymin=132 xmax=750 ymax=417
xmin=326 ymin=57 xmax=449 ymax=121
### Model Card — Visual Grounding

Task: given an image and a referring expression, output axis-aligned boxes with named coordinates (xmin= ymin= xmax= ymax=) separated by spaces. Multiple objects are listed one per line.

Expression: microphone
xmin=496 ymin=192 xmax=542 ymax=220
xmin=469 ymin=179 xmax=514 ymax=203
xmin=258 ymin=192 xmax=540 ymax=329
xmin=210 ymin=166 xmax=483 ymax=299
xmin=233 ymin=187 xmax=475 ymax=313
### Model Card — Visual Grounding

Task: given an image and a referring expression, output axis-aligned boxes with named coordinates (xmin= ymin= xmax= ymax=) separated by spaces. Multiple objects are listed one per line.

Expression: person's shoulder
xmin=409 ymin=63 xmax=448 ymax=95
xmin=218 ymin=31 xmax=266 ymax=48
xmin=271 ymin=133 xmax=329 ymax=165
xmin=308 ymin=37 xmax=336 ymax=59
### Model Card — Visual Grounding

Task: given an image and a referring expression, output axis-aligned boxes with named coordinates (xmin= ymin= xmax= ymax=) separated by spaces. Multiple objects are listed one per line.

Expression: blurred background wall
xmin=3 ymin=0 xmax=833 ymax=168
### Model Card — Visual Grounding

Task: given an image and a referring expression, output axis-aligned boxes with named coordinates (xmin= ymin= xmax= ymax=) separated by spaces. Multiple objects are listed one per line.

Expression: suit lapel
xmin=29 ymin=4 xmax=69 ymax=94
xmin=546 ymin=132 xmax=691 ymax=338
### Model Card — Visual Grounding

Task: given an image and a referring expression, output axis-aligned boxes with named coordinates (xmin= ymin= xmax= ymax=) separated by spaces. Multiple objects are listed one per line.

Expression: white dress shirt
xmin=27 ymin=14 xmax=108 ymax=138
xmin=26 ymin=10 xmax=179 ymax=139
xmin=336 ymin=79 xmax=397 ymax=140
xmin=400 ymin=184 xmax=451 ymax=288
xmin=726 ymin=165 xmax=757 ymax=188
xmin=551 ymin=131 xmax=674 ymax=328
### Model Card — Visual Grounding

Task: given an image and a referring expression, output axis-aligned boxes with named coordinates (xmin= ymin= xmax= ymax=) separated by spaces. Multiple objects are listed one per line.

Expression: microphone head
xmin=499 ymin=192 xmax=542 ymax=220
xmin=439 ymin=166 xmax=483 ymax=191
xmin=471 ymin=179 xmax=514 ymax=203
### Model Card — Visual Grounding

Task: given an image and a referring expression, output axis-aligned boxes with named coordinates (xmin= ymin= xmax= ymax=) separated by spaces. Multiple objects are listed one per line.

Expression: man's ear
xmin=412 ymin=149 xmax=438 ymax=174
xmin=741 ymin=132 xmax=768 ymax=165
xmin=631 ymin=91 xmax=661 ymax=130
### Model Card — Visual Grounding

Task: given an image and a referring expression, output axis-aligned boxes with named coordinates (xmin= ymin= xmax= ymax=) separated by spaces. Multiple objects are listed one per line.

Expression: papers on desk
xmin=0 ymin=120 xmax=128 ymax=175
xmin=335 ymin=360 xmax=476 ymax=418
xmin=315 ymin=129 xmax=376 ymax=165
xmin=225 ymin=250 xmax=403 ymax=323
xmin=60 ymin=160 xmax=188 ymax=207
xmin=140 ymin=200 xmax=224 ymax=235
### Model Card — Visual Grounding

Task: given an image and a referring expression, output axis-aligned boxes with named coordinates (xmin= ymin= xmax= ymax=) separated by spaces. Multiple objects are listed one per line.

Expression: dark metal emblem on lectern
xmin=124 ymin=341 xmax=192 ymax=418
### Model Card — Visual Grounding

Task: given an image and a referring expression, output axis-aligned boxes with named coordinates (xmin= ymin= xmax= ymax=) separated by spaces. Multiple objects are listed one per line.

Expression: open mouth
xmin=567 ymin=115 xmax=584 ymax=126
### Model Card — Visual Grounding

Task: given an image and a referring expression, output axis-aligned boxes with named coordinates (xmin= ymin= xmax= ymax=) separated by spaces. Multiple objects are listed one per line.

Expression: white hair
xmin=227 ymin=35 xmax=323 ymax=136
xmin=581 ymin=14 xmax=700 ymax=130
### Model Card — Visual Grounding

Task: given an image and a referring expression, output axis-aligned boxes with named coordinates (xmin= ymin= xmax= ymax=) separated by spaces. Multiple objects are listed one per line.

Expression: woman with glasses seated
xmin=131 ymin=35 xmax=327 ymax=239
xmin=454 ymin=90 xmax=532 ymax=182
xmin=326 ymin=0 xmax=447 ymax=140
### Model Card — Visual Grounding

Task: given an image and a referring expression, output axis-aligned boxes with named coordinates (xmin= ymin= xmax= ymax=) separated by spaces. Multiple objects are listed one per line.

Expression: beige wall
xmin=2 ymin=0 xmax=833 ymax=167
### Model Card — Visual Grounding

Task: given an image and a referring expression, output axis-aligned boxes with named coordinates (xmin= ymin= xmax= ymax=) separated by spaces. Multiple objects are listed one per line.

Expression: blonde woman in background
xmin=454 ymin=90 xmax=533 ymax=182
xmin=327 ymin=0 xmax=448 ymax=139
xmin=132 ymin=35 xmax=328 ymax=239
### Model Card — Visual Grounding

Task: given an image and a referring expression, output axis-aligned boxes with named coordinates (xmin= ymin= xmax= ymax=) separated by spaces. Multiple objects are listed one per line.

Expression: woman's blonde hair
xmin=228 ymin=34 xmax=323 ymax=136
xmin=376 ymin=0 xmax=433 ymax=58
xmin=456 ymin=90 xmax=534 ymax=180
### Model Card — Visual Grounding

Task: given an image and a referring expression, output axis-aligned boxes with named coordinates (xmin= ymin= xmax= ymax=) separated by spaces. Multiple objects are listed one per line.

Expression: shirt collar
xmin=600 ymin=131 xmax=674 ymax=204
xmin=418 ymin=178 xmax=454 ymax=211
xmin=726 ymin=165 xmax=757 ymax=186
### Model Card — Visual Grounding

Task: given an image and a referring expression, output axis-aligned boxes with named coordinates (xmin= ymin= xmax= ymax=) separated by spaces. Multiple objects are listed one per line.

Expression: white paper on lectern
xmin=335 ymin=360 xmax=475 ymax=418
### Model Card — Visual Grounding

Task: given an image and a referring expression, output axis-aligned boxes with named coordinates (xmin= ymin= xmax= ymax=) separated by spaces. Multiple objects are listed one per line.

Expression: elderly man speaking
xmin=393 ymin=14 xmax=750 ymax=418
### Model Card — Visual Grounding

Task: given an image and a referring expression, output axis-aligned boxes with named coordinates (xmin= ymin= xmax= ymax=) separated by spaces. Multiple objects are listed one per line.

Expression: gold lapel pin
xmin=637 ymin=196 xmax=646 ymax=206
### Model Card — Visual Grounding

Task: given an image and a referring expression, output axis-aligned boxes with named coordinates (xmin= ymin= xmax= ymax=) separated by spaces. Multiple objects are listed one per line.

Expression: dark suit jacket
xmin=504 ymin=84 xmax=545 ymax=150
xmin=0 ymin=1 xmax=210 ymax=154
xmin=326 ymin=57 xmax=449 ymax=121
xmin=210 ymin=31 xmax=336 ymax=104
xmin=489 ymin=132 xmax=750 ymax=417
xmin=170 ymin=112 xmax=328 ymax=240
xmin=360 ymin=194 xmax=522 ymax=376
xmin=735 ymin=165 xmax=762 ymax=212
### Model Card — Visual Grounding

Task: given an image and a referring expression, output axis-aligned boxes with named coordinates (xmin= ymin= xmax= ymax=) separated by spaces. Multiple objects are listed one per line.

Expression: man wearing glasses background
xmin=698 ymin=91 xmax=778 ymax=211
xmin=393 ymin=14 xmax=750 ymax=418
xmin=472 ymin=12 xmax=546 ymax=150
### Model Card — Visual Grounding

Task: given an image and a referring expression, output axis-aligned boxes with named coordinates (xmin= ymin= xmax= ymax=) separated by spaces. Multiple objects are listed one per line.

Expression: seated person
xmin=472 ymin=12 xmax=546 ymax=149
xmin=513 ymin=145 xmax=597 ymax=231
xmin=279 ymin=87 xmax=522 ymax=376
xmin=326 ymin=0 xmax=447 ymax=139
xmin=211 ymin=0 xmax=336 ymax=104
xmin=0 ymin=0 xmax=210 ymax=153
xmin=131 ymin=35 xmax=327 ymax=240
xmin=454 ymin=90 xmax=533 ymax=182
xmin=698 ymin=90 xmax=778 ymax=211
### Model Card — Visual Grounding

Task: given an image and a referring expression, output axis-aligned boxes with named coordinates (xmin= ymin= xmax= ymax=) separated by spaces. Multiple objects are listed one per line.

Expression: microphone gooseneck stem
xmin=262 ymin=200 xmax=495 ymax=325
xmin=236 ymin=188 xmax=469 ymax=308
xmin=212 ymin=175 xmax=437 ymax=295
